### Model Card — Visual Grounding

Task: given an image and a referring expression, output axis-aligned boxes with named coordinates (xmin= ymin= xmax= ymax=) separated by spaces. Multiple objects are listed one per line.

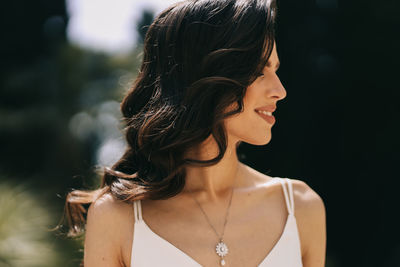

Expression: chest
xmin=129 ymin=194 xmax=293 ymax=267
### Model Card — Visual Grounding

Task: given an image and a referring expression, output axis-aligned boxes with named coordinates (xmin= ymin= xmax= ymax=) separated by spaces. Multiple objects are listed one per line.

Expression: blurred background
xmin=0 ymin=0 xmax=399 ymax=266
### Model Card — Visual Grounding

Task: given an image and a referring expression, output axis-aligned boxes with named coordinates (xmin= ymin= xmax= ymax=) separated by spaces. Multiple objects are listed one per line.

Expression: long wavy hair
xmin=65 ymin=0 xmax=277 ymax=236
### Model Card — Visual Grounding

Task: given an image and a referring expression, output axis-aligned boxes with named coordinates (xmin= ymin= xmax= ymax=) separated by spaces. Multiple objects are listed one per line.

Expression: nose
xmin=267 ymin=74 xmax=287 ymax=101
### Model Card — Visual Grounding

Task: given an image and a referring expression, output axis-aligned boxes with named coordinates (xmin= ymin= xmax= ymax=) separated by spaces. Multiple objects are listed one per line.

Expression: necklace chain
xmin=187 ymin=176 xmax=238 ymax=266
xmin=189 ymin=184 xmax=235 ymax=240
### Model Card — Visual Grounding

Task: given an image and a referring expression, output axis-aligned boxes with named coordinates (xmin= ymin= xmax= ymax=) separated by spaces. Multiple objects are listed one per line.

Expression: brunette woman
xmin=66 ymin=0 xmax=326 ymax=266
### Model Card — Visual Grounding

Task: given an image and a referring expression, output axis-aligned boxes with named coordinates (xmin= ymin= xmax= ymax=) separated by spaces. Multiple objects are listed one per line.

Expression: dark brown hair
xmin=65 ymin=0 xmax=277 ymax=236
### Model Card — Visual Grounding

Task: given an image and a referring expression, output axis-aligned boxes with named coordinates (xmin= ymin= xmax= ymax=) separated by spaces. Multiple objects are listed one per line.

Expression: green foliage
xmin=0 ymin=42 xmax=144 ymax=266
xmin=0 ymin=2 xmax=151 ymax=265
xmin=0 ymin=181 xmax=59 ymax=267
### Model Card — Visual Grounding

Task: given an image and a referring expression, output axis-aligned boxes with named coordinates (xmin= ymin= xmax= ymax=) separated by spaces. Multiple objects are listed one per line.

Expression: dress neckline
xmin=137 ymin=212 xmax=294 ymax=266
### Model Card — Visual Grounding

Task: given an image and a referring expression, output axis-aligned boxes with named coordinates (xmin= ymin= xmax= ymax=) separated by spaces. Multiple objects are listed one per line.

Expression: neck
xmin=182 ymin=134 xmax=243 ymax=202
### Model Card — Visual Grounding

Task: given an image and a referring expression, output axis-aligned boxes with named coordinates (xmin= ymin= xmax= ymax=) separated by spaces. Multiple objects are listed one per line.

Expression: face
xmin=224 ymin=43 xmax=286 ymax=146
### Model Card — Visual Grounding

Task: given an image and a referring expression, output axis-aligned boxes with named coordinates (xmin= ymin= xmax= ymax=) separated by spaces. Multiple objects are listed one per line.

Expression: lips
xmin=254 ymin=105 xmax=276 ymax=125
xmin=254 ymin=105 xmax=276 ymax=113
xmin=255 ymin=110 xmax=276 ymax=124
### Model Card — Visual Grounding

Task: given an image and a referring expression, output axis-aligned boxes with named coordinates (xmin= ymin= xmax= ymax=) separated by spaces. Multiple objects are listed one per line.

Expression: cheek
xmin=224 ymin=107 xmax=271 ymax=144
xmin=243 ymin=82 xmax=262 ymax=107
xmin=222 ymin=84 xmax=272 ymax=144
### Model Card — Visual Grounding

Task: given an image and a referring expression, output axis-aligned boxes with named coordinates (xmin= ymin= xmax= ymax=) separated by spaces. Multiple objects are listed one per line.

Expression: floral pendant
xmin=216 ymin=241 xmax=228 ymax=266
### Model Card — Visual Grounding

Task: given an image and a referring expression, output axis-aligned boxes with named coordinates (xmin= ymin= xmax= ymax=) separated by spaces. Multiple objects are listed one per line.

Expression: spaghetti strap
xmin=133 ymin=200 xmax=143 ymax=222
xmin=285 ymin=178 xmax=295 ymax=213
xmin=279 ymin=178 xmax=294 ymax=215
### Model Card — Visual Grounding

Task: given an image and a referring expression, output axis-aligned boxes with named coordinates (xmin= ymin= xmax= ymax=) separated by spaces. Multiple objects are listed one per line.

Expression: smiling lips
xmin=254 ymin=106 xmax=276 ymax=125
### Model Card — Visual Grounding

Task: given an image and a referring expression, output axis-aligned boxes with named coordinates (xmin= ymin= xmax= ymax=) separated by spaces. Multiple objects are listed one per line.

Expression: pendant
xmin=216 ymin=241 xmax=228 ymax=266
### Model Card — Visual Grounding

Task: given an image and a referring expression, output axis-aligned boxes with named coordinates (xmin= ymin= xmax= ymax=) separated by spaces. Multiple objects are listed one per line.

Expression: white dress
xmin=130 ymin=177 xmax=303 ymax=267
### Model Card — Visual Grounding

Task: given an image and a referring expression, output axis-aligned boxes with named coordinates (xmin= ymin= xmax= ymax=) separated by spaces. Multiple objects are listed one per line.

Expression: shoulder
xmin=289 ymin=178 xmax=325 ymax=216
xmin=87 ymin=192 xmax=134 ymax=222
xmin=85 ymin=192 xmax=134 ymax=266
xmin=289 ymin=178 xmax=327 ymax=261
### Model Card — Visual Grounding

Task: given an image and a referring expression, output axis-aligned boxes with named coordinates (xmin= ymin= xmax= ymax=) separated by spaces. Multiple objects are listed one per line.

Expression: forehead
xmin=269 ymin=42 xmax=279 ymax=62
xmin=261 ymin=40 xmax=279 ymax=61
xmin=261 ymin=41 xmax=280 ymax=69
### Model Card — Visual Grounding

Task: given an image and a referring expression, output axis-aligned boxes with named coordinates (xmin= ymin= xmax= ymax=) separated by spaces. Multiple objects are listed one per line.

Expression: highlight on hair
xmin=64 ymin=0 xmax=277 ymax=236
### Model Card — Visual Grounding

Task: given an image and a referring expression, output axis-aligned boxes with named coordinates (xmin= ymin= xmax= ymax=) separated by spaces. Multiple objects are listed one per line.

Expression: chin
xmin=242 ymin=134 xmax=272 ymax=146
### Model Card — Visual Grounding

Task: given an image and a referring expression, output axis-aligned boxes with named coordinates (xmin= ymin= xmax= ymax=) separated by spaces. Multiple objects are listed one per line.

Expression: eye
xmin=257 ymin=72 xmax=265 ymax=77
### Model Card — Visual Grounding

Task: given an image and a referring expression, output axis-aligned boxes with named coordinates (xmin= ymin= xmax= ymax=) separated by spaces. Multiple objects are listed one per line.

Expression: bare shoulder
xmin=289 ymin=178 xmax=326 ymax=219
xmin=290 ymin=178 xmax=327 ymax=265
xmin=87 ymin=192 xmax=133 ymax=222
xmin=86 ymin=192 xmax=134 ymax=236
xmin=85 ymin=192 xmax=134 ymax=267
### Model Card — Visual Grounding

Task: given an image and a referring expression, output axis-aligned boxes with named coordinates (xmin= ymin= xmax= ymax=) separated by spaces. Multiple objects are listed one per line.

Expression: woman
xmin=66 ymin=0 xmax=326 ymax=266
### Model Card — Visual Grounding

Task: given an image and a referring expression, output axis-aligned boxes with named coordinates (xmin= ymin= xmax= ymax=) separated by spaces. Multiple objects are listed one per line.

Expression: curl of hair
xmin=64 ymin=0 xmax=277 ymax=236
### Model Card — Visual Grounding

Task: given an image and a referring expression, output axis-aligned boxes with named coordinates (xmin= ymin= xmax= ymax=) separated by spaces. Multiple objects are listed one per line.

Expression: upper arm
xmin=84 ymin=193 xmax=133 ymax=267
xmin=292 ymin=179 xmax=327 ymax=267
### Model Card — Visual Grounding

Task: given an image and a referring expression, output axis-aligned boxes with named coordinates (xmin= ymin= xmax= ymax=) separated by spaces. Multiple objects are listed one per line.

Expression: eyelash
xmin=258 ymin=68 xmax=279 ymax=77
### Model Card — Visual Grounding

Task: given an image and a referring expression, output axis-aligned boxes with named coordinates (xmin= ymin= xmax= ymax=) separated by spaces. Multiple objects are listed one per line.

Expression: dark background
xmin=0 ymin=0 xmax=399 ymax=266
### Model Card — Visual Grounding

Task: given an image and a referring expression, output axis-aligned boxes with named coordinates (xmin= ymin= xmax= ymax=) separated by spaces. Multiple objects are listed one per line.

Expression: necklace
xmin=188 ymin=177 xmax=237 ymax=266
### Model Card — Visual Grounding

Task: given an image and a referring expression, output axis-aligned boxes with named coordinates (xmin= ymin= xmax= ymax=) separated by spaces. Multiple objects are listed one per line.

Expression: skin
xmin=84 ymin=43 xmax=326 ymax=267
